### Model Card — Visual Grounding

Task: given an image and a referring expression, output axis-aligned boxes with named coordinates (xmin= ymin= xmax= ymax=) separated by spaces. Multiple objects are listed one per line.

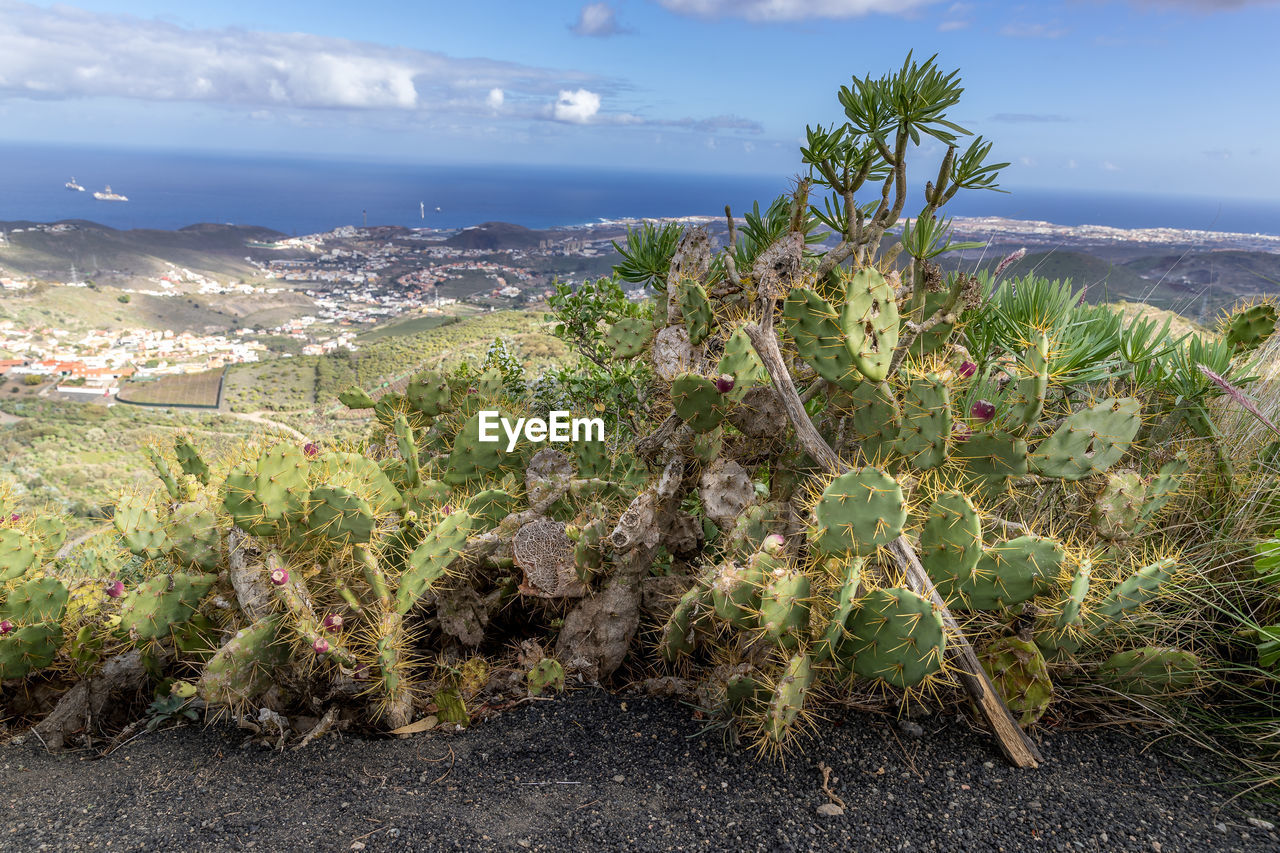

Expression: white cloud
xmin=0 ymin=0 xmax=594 ymax=111
xmin=655 ymin=0 xmax=939 ymax=20
xmin=486 ymin=88 xmax=505 ymax=109
xmin=1103 ymin=160 xmax=1121 ymax=171
xmin=937 ymin=20 xmax=969 ymax=30
xmin=1067 ymin=159 xmax=1078 ymax=169
xmin=1019 ymin=156 xmax=1036 ymax=166
xmin=572 ymin=3 xmax=625 ymax=36
xmin=553 ymin=89 xmax=601 ymax=123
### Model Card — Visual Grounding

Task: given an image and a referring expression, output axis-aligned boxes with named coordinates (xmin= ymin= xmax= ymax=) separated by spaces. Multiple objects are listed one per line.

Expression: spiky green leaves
xmin=764 ymin=652 xmax=814 ymax=744
xmin=174 ymin=436 xmax=211 ymax=485
xmin=809 ymin=467 xmax=906 ymax=557
xmin=3 ymin=577 xmax=69 ymax=624
xmin=306 ymin=486 xmax=375 ymax=545
xmin=1092 ymin=557 xmax=1176 ymax=620
xmin=814 ymin=557 xmax=862 ymax=664
xmin=931 ymin=534 xmax=1062 ymax=612
xmin=527 ymin=658 xmax=565 ymax=696
xmin=1005 ymin=331 xmax=1048 ymax=430
xmin=338 ymin=387 xmax=377 ymax=410
xmin=660 ymin=584 xmax=706 ymax=662
xmin=920 ymin=491 xmax=982 ymax=582
xmin=837 ymin=381 xmax=900 ymax=463
xmin=954 ymin=431 xmax=1029 ymax=496
xmin=445 ymin=410 xmax=529 ymax=486
xmin=0 ymin=623 xmax=63 ymax=680
xmin=1031 ymin=397 xmax=1142 ymax=481
xmin=197 ymin=615 xmax=288 ymax=706
xmin=759 ymin=566 xmax=811 ymax=650
xmin=843 ymin=588 xmax=945 ymax=689
xmin=840 ymin=267 xmax=899 ymax=382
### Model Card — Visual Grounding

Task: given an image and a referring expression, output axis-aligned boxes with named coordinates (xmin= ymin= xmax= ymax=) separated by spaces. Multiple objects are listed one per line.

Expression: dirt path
xmin=2 ymin=692 xmax=1275 ymax=852
xmin=225 ymin=410 xmax=309 ymax=442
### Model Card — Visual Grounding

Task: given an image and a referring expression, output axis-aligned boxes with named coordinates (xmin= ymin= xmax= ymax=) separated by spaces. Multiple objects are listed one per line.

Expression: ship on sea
xmin=93 ymin=185 xmax=128 ymax=202
xmin=65 ymin=177 xmax=85 ymax=192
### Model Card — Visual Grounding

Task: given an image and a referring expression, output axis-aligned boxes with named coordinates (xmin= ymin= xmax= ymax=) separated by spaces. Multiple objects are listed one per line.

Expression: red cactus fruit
xmin=762 ymin=533 xmax=785 ymax=555
xmin=303 ymin=442 xmax=320 ymax=459
xmin=322 ymin=613 xmax=344 ymax=632
xmin=106 ymin=580 xmax=126 ymax=598
xmin=313 ymin=638 xmax=330 ymax=655
xmin=270 ymin=568 xmax=290 ymax=586
xmin=0 ymin=619 xmax=12 ymax=635
xmin=970 ymin=399 xmax=996 ymax=422
xmin=958 ymin=361 xmax=977 ymax=379
xmin=714 ymin=374 xmax=735 ymax=394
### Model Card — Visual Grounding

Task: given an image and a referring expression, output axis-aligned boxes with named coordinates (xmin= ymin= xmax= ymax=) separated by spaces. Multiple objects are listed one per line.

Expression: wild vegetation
xmin=2 ymin=56 xmax=1279 ymax=793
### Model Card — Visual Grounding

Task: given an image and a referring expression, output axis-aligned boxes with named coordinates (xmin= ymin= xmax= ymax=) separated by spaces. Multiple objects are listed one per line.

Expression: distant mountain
xmin=0 ymin=220 xmax=288 ymax=281
xmin=444 ymin=222 xmax=549 ymax=251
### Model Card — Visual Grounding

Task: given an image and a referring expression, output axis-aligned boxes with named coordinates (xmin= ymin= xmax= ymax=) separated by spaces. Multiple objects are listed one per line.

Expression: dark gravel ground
xmin=2 ymin=691 xmax=1277 ymax=852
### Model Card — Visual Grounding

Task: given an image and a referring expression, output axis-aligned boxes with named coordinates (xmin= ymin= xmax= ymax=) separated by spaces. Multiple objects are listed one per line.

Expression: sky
xmin=0 ymin=0 xmax=1278 ymax=200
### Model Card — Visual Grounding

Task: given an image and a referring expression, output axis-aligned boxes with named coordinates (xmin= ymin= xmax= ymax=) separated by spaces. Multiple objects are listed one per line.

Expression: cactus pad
xmin=842 ymin=587 xmax=945 ymax=689
xmin=809 ymin=467 xmax=906 ymax=557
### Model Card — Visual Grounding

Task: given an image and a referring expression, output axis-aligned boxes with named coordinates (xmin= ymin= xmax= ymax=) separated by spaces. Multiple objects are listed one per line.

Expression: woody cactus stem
xmin=743 ymin=226 xmax=1042 ymax=770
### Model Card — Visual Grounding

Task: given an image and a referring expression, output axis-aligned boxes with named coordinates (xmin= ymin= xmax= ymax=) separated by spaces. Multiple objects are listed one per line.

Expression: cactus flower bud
xmin=303 ymin=442 xmax=319 ymax=459
xmin=106 ymin=579 xmax=126 ymax=598
xmin=313 ymin=638 xmax=330 ymax=655
xmin=958 ymin=361 xmax=977 ymax=379
xmin=441 ymin=505 xmax=453 ymax=515
xmin=714 ymin=374 xmax=735 ymax=394
xmin=952 ymin=423 xmax=972 ymax=443
xmin=762 ymin=533 xmax=785 ymax=555
xmin=8 ymin=513 xmax=18 ymax=524
xmin=270 ymin=568 xmax=289 ymax=586
xmin=322 ymin=613 xmax=343 ymax=632
xmin=564 ymin=524 xmax=581 ymax=542
xmin=970 ymin=399 xmax=996 ymax=422
xmin=0 ymin=619 xmax=12 ymax=635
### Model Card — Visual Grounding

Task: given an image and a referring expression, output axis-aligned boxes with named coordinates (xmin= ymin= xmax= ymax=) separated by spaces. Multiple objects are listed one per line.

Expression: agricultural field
xmin=116 ymin=368 xmax=224 ymax=407
xmin=221 ymin=309 xmax=570 ymax=415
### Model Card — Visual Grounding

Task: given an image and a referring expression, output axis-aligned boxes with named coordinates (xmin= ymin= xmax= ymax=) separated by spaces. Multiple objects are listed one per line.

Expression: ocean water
xmin=2 ymin=143 xmax=1279 ymax=237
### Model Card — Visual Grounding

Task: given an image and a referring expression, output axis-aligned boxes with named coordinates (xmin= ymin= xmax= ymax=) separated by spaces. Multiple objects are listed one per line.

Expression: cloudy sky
xmin=1 ymin=0 xmax=1277 ymax=198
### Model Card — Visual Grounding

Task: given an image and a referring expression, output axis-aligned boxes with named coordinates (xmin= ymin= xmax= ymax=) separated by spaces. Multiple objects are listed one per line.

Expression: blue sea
xmin=2 ymin=143 xmax=1279 ymax=237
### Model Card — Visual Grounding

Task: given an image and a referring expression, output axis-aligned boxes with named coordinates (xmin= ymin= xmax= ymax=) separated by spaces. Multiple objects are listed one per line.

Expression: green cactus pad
xmin=1091 ymin=470 xmax=1144 ymax=541
xmin=839 ymin=381 xmax=901 ymax=463
xmin=144 ymin=446 xmax=181 ymax=501
xmin=809 ymin=467 xmax=906 ymax=557
xmin=660 ymin=584 xmax=704 ymax=662
xmin=1137 ymin=454 xmax=1190 ymax=531
xmin=671 ymin=373 xmax=728 ymax=433
xmin=954 ymin=431 xmax=1029 ymax=496
xmin=843 ymin=587 xmax=945 ymax=689
xmin=173 ymin=436 xmax=211 ymax=485
xmin=758 ymin=566 xmax=811 ymax=650
xmin=676 ymin=279 xmax=714 ymax=345
xmin=118 ymin=572 xmax=215 ymax=641
xmin=605 ymin=317 xmax=655 ymax=360
xmin=840 ymin=267 xmax=899 ymax=382
xmin=572 ymin=437 xmax=612 ymax=480
xmin=716 ymin=327 xmax=769 ymax=402
xmin=1224 ymin=303 xmax=1277 ymax=352
xmin=3 ymin=577 xmax=69 ymax=624
xmin=936 ymin=535 xmax=1062 ymax=612
xmin=0 ymin=623 xmax=63 ymax=680
xmin=1005 ymin=331 xmax=1049 ymax=430
xmin=253 ymin=443 xmax=312 ymax=523
xmin=711 ymin=558 xmax=763 ymax=629
xmin=920 ymin=491 xmax=982 ymax=584
xmin=764 ymin=652 xmax=814 ymax=744
xmin=197 ymin=615 xmax=289 ymax=707
xmin=527 ymin=658 xmax=565 ymax=696
xmin=1097 ymin=646 xmax=1201 ymax=695
xmin=396 ymin=510 xmax=475 ymax=614
xmin=113 ymin=495 xmax=170 ymax=559
xmin=445 ymin=410 xmax=528 ymax=486
xmin=467 ymin=489 xmax=519 ymax=531
xmin=1031 ymin=397 xmax=1142 ymax=481
xmin=306 ymin=485 xmax=376 ymax=545
xmin=980 ymin=636 xmax=1053 ymax=727
xmin=406 ymin=371 xmax=453 ymax=417
xmin=168 ymin=501 xmax=221 ymax=570
xmin=310 ymin=451 xmax=403 ymax=515
xmin=392 ymin=414 xmax=421 ymax=489
xmin=1091 ymin=557 xmax=1176 ymax=621
xmin=0 ymin=528 xmax=38 ymax=582
xmin=338 ymin=387 xmax=377 ymax=410
xmin=783 ymin=287 xmax=859 ymax=389
xmin=896 ymin=373 xmax=952 ymax=470
xmin=814 ymin=557 xmax=863 ymax=664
